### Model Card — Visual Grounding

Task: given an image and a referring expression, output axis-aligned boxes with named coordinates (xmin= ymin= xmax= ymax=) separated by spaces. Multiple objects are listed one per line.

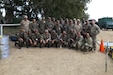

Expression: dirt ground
xmin=0 ymin=30 xmax=113 ymax=75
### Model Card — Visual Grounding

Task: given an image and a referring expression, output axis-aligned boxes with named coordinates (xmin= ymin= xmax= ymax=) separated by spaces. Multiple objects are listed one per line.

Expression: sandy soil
xmin=0 ymin=30 xmax=113 ymax=75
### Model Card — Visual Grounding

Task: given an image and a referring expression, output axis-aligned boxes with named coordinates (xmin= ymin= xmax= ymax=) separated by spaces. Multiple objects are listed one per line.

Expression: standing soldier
xmin=54 ymin=20 xmax=62 ymax=35
xmin=60 ymin=18 xmax=65 ymax=26
xmin=62 ymin=18 xmax=69 ymax=33
xmin=52 ymin=17 xmax=56 ymax=25
xmin=81 ymin=17 xmax=86 ymax=26
xmin=90 ymin=20 xmax=100 ymax=51
xmin=51 ymin=30 xmax=59 ymax=48
xmin=40 ymin=30 xmax=51 ymax=48
xmin=38 ymin=18 xmax=46 ymax=34
xmin=67 ymin=19 xmax=74 ymax=34
xmin=73 ymin=18 xmax=77 ymax=26
xmin=20 ymin=15 xmax=30 ymax=31
xmin=81 ymin=20 xmax=91 ymax=38
xmin=46 ymin=17 xmax=54 ymax=33
xmin=73 ymin=18 xmax=77 ymax=32
xmin=29 ymin=18 xmax=38 ymax=33
xmin=60 ymin=18 xmax=65 ymax=32
xmin=74 ymin=19 xmax=82 ymax=34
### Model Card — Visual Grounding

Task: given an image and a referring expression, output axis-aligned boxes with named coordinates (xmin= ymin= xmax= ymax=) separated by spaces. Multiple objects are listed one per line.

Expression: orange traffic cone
xmin=100 ymin=40 xmax=105 ymax=53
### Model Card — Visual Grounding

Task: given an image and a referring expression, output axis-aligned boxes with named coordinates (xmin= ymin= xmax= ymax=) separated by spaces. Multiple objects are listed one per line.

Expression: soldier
xmin=90 ymin=20 xmax=100 ymax=51
xmin=81 ymin=20 xmax=91 ymax=38
xmin=20 ymin=15 xmax=30 ymax=31
xmin=81 ymin=17 xmax=86 ymax=25
xmin=26 ymin=30 xmax=35 ymax=47
xmin=38 ymin=18 xmax=46 ymax=34
xmin=59 ymin=31 xmax=68 ymax=47
xmin=46 ymin=17 xmax=54 ymax=33
xmin=74 ymin=19 xmax=82 ymax=33
xmin=73 ymin=18 xmax=77 ymax=32
xmin=29 ymin=18 xmax=38 ymax=33
xmin=67 ymin=19 xmax=74 ymax=34
xmin=81 ymin=33 xmax=93 ymax=52
xmin=68 ymin=29 xmax=77 ymax=49
xmin=32 ymin=30 xmax=42 ymax=47
xmin=54 ymin=20 xmax=62 ymax=35
xmin=40 ymin=30 xmax=51 ymax=48
xmin=16 ymin=28 xmax=25 ymax=49
xmin=62 ymin=18 xmax=69 ymax=33
xmin=73 ymin=18 xmax=77 ymax=26
xmin=60 ymin=18 xmax=65 ymax=26
xmin=52 ymin=17 xmax=56 ymax=25
xmin=51 ymin=30 xmax=59 ymax=48
xmin=73 ymin=32 xmax=84 ymax=50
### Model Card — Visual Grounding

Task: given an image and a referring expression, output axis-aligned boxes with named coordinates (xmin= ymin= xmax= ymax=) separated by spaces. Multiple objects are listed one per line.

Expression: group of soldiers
xmin=16 ymin=15 xmax=100 ymax=52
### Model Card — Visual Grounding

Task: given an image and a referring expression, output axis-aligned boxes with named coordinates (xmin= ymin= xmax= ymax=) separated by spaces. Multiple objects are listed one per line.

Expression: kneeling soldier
xmin=33 ymin=30 xmax=42 ymax=47
xmin=73 ymin=32 xmax=84 ymax=50
xmin=59 ymin=31 xmax=68 ymax=47
xmin=81 ymin=33 xmax=93 ymax=52
xmin=40 ymin=30 xmax=51 ymax=48
xmin=16 ymin=28 xmax=25 ymax=49
xmin=26 ymin=30 xmax=36 ymax=47
xmin=68 ymin=29 xmax=76 ymax=49
xmin=51 ymin=30 xmax=59 ymax=48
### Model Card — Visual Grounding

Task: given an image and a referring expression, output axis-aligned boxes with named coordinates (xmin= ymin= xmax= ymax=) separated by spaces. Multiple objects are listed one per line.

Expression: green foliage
xmin=32 ymin=0 xmax=91 ymax=19
xmin=2 ymin=0 xmax=90 ymax=23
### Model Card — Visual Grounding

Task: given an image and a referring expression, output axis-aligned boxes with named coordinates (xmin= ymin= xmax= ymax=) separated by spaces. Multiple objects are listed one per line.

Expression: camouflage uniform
xmin=52 ymin=18 xmax=56 ymax=25
xmin=74 ymin=19 xmax=82 ymax=33
xmin=90 ymin=24 xmax=100 ymax=50
xmin=60 ymin=18 xmax=65 ymax=32
xmin=51 ymin=30 xmax=59 ymax=47
xmin=62 ymin=18 xmax=69 ymax=33
xmin=59 ymin=31 xmax=68 ymax=47
xmin=81 ymin=20 xmax=91 ymax=38
xmin=32 ymin=30 xmax=42 ymax=47
xmin=41 ymin=30 xmax=51 ymax=48
xmin=67 ymin=19 xmax=74 ymax=34
xmin=74 ymin=32 xmax=84 ymax=50
xmin=20 ymin=15 xmax=30 ymax=31
xmin=81 ymin=33 xmax=93 ymax=51
xmin=46 ymin=17 xmax=54 ymax=33
xmin=16 ymin=28 xmax=29 ymax=48
xmin=29 ymin=19 xmax=38 ymax=33
xmin=26 ymin=30 xmax=34 ymax=47
xmin=60 ymin=18 xmax=65 ymax=26
xmin=68 ymin=29 xmax=77 ymax=48
xmin=73 ymin=19 xmax=77 ymax=33
xmin=54 ymin=20 xmax=62 ymax=35
xmin=38 ymin=19 xmax=46 ymax=34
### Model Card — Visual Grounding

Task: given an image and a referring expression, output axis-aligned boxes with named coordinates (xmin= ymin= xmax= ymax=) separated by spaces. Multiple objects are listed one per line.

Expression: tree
xmin=0 ymin=0 xmax=91 ymax=23
xmin=0 ymin=0 xmax=34 ymax=23
xmin=32 ymin=0 xmax=91 ymax=19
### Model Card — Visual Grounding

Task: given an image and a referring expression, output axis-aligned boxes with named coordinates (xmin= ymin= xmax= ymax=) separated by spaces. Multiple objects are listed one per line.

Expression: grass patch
xmin=3 ymin=26 xmax=20 ymax=36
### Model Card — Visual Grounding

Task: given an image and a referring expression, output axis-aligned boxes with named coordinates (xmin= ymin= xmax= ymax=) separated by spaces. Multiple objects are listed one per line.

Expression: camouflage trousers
xmin=91 ymin=35 xmax=97 ymax=50
xmin=73 ymin=41 xmax=83 ymax=50
xmin=81 ymin=43 xmax=93 ymax=51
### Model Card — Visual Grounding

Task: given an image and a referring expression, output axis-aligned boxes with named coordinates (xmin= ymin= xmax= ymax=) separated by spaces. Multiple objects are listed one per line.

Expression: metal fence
xmin=0 ymin=24 xmax=20 ymax=37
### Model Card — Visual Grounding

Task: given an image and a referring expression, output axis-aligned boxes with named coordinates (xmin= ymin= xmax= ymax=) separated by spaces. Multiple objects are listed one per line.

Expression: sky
xmin=86 ymin=0 xmax=113 ymax=21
